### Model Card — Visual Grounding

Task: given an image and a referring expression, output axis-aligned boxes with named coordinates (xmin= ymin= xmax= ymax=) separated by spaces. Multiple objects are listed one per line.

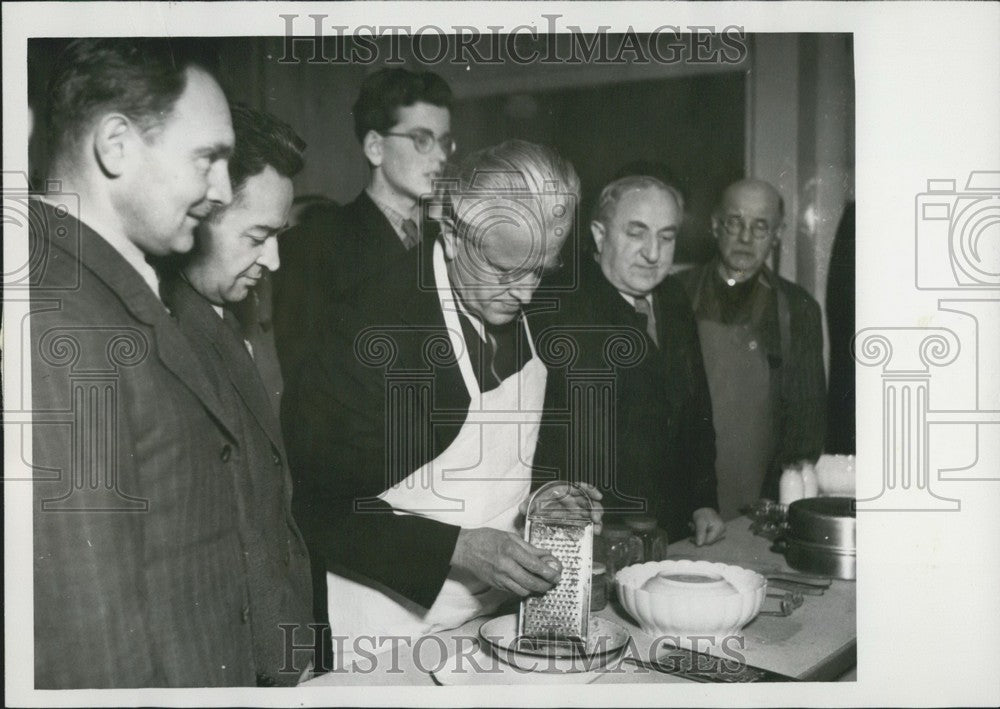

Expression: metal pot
xmin=778 ymin=497 xmax=856 ymax=579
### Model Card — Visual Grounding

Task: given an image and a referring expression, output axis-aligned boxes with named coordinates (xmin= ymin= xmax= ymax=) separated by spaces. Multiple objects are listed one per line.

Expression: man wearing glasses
xmin=283 ymin=140 xmax=600 ymax=669
xmin=679 ymin=179 xmax=826 ymax=519
xmin=273 ymin=68 xmax=454 ymax=377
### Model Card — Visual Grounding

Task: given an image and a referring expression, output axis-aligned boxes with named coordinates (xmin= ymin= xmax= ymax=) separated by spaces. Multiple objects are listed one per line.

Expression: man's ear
xmin=93 ymin=114 xmax=132 ymax=178
xmin=362 ymin=130 xmax=383 ymax=167
xmin=590 ymin=220 xmax=606 ymax=254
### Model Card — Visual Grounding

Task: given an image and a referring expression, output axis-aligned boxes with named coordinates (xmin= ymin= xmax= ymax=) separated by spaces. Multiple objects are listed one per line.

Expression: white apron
xmin=326 ymin=241 xmax=548 ymax=658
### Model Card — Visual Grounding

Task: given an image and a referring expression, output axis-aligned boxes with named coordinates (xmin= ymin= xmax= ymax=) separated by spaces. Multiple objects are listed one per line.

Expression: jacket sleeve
xmin=31 ymin=310 xmax=161 ymax=688
xmin=671 ymin=283 xmax=720 ymax=514
xmin=282 ymin=304 xmax=460 ymax=610
xmin=777 ymin=289 xmax=828 ymax=467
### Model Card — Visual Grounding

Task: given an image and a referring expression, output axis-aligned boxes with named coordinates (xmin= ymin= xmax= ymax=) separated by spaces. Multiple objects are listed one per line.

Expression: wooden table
xmin=303 ymin=518 xmax=856 ymax=686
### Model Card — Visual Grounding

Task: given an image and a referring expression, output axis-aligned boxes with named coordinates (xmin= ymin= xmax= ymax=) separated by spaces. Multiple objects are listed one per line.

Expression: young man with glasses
xmin=283 ymin=140 xmax=600 ymax=670
xmin=678 ymin=179 xmax=826 ymax=519
xmin=273 ymin=68 xmax=454 ymax=377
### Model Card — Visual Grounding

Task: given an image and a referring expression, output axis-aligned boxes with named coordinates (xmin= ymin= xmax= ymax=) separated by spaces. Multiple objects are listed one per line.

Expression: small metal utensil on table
xmin=760 ymin=590 xmax=804 ymax=617
xmin=767 ymin=577 xmax=826 ymax=595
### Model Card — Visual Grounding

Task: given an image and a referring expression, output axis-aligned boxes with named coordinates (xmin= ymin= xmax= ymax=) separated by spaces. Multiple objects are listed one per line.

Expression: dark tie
xmin=634 ymin=296 xmax=659 ymax=347
xmin=485 ymin=320 xmax=520 ymax=387
xmin=223 ymin=307 xmax=254 ymax=359
xmin=401 ymin=219 xmax=420 ymax=250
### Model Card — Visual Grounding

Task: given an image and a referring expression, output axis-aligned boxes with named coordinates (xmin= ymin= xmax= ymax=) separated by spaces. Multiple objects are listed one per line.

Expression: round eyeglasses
xmin=721 ymin=215 xmax=777 ymax=241
xmin=381 ymin=129 xmax=456 ymax=156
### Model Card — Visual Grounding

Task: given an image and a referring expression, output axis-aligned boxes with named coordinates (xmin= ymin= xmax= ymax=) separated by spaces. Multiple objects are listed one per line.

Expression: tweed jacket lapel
xmin=41 ymin=203 xmax=236 ymax=441
xmin=165 ymin=277 xmax=285 ymax=453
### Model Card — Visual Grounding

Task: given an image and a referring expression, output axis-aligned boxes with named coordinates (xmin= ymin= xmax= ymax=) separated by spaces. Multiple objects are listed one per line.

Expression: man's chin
xmin=170 ymin=230 xmax=197 ymax=254
xmin=484 ymin=307 xmax=520 ymax=325
xmin=225 ymin=285 xmax=250 ymax=304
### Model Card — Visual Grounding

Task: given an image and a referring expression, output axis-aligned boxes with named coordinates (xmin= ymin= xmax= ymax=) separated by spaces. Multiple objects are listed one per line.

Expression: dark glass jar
xmin=625 ymin=515 xmax=669 ymax=562
xmin=596 ymin=524 xmax=643 ymax=599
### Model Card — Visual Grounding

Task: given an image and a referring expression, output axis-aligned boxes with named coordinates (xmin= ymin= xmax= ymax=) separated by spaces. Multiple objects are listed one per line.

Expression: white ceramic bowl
xmin=815 ymin=454 xmax=856 ymax=496
xmin=616 ymin=560 xmax=766 ymax=646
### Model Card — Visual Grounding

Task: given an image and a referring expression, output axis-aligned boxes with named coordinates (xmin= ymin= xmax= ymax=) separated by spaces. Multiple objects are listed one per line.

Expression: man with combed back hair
xmin=284 ymin=139 xmax=602 ymax=669
xmin=29 ymin=38 xmax=265 ymax=687
xmin=160 ymin=104 xmax=314 ymax=685
xmin=534 ymin=175 xmax=725 ymax=547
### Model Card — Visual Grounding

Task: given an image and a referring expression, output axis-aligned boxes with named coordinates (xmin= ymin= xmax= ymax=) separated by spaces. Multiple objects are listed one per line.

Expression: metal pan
xmin=778 ymin=497 xmax=856 ymax=579
xmin=782 ymin=536 xmax=856 ymax=580
xmin=786 ymin=497 xmax=856 ymax=548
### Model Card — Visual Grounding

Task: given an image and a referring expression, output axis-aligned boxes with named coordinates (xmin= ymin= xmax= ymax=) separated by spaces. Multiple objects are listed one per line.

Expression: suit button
xmin=221 ymin=444 xmax=232 ymax=462
xmin=271 ymin=449 xmax=281 ymax=466
xmin=241 ymin=605 xmax=250 ymax=624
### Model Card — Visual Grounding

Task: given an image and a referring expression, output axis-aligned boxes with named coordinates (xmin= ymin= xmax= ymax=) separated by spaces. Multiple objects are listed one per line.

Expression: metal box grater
xmin=517 ymin=483 xmax=594 ymax=654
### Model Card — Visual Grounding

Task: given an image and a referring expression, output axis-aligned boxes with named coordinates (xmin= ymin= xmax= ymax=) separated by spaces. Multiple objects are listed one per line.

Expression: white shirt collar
xmin=211 ymin=303 xmax=254 ymax=358
xmin=452 ymin=287 xmax=487 ymax=343
xmin=618 ymin=291 xmax=652 ymax=309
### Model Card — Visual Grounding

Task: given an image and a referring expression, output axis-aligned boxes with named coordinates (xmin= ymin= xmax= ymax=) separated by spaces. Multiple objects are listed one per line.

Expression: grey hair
xmin=592 ymin=175 xmax=684 ymax=228
xmin=454 ymin=139 xmax=581 ymax=197
xmin=443 ymin=140 xmax=581 ymax=247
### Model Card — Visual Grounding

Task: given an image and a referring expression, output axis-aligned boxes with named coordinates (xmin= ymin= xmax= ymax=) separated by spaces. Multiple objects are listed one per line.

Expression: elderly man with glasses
xmin=274 ymin=68 xmax=456 ymax=379
xmin=283 ymin=139 xmax=601 ymax=671
xmin=678 ymin=179 xmax=826 ymax=520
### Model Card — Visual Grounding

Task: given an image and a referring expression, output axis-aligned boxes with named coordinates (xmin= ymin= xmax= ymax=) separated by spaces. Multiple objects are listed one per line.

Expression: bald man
xmin=678 ymin=179 xmax=826 ymax=519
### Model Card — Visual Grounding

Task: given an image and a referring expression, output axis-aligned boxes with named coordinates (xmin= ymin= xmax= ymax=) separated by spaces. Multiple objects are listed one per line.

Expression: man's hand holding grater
xmin=451 ymin=528 xmax=564 ymax=597
xmin=518 ymin=482 xmax=604 ymax=535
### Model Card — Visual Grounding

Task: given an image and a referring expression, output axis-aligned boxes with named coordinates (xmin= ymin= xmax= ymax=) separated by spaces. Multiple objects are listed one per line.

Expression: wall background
xmin=27 ymin=33 xmax=854 ymax=356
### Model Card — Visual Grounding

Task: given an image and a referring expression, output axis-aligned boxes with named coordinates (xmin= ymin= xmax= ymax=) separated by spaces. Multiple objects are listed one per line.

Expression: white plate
xmin=478 ymin=614 xmax=630 ymax=673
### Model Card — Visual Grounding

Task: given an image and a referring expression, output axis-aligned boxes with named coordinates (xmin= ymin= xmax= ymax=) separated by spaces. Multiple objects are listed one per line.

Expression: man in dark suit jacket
xmin=273 ymin=68 xmax=454 ymax=377
xmin=160 ymin=104 xmax=313 ymax=685
xmin=534 ymin=176 xmax=725 ymax=544
xmin=283 ymin=140 xmax=600 ymax=667
xmin=28 ymin=39 xmax=263 ymax=687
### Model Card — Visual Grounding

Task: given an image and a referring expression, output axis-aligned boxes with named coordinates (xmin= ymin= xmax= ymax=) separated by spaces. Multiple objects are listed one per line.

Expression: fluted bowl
xmin=615 ymin=560 xmax=766 ymax=646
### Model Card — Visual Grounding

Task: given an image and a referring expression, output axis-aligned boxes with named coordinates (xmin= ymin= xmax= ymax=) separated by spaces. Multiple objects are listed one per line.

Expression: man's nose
xmin=640 ymin=234 xmax=661 ymax=263
xmin=431 ymin=138 xmax=449 ymax=166
xmin=206 ymin=161 xmax=233 ymax=206
xmin=736 ymin=221 xmax=754 ymax=244
xmin=258 ymin=235 xmax=280 ymax=272
xmin=507 ymin=280 xmax=537 ymax=305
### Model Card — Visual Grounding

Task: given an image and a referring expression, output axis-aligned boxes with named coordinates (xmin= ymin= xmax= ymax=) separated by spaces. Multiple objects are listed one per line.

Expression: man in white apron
xmin=678 ymin=179 xmax=826 ymax=520
xmin=283 ymin=140 xmax=601 ymax=670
